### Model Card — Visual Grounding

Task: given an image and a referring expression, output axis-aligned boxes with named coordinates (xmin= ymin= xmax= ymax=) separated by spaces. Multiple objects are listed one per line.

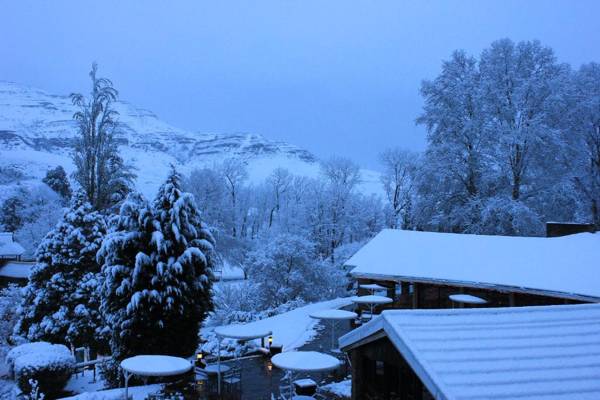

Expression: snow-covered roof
xmin=346 ymin=229 xmax=600 ymax=301
xmin=339 ymin=304 xmax=600 ymax=400
xmin=0 ymin=261 xmax=33 ymax=278
xmin=0 ymin=232 xmax=25 ymax=257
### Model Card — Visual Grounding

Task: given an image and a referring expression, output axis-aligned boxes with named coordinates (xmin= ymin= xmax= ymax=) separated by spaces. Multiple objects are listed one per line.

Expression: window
xmin=375 ymin=360 xmax=385 ymax=376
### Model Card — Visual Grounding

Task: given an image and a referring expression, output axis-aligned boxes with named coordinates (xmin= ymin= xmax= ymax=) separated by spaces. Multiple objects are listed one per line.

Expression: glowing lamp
xmin=268 ymin=335 xmax=273 ymax=346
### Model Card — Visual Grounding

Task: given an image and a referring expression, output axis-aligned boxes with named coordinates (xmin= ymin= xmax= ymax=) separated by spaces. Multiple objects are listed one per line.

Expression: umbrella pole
xmin=218 ymin=337 xmax=222 ymax=396
xmin=331 ymin=320 xmax=336 ymax=351
xmin=124 ymin=370 xmax=129 ymax=400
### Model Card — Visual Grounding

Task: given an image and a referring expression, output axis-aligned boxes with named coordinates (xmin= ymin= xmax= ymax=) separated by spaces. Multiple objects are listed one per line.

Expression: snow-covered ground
xmin=59 ymin=384 xmax=162 ymax=400
xmin=207 ymin=297 xmax=352 ymax=351
xmin=60 ymin=297 xmax=352 ymax=398
xmin=321 ymin=379 xmax=351 ymax=398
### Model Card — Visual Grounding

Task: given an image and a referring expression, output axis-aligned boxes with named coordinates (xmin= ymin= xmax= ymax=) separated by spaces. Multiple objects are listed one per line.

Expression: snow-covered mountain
xmin=0 ymin=81 xmax=381 ymax=198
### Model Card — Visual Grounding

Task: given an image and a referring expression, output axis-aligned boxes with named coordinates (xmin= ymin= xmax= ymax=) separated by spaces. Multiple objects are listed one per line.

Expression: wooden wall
xmin=349 ymin=336 xmax=433 ymax=400
xmin=355 ymin=278 xmax=582 ymax=314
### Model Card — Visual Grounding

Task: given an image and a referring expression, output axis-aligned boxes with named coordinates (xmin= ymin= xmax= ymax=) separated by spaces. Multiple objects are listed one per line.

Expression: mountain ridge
xmin=0 ymin=80 xmax=381 ymax=198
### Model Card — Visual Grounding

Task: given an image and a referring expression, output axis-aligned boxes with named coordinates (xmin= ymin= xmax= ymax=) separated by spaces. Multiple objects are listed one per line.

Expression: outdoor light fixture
xmin=268 ymin=335 xmax=273 ymax=346
xmin=195 ymin=352 xmax=205 ymax=368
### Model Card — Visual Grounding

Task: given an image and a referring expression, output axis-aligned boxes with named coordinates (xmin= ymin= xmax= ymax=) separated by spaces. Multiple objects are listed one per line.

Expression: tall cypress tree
xmin=16 ymin=191 xmax=108 ymax=352
xmin=149 ymin=166 xmax=216 ymax=356
xmin=99 ymin=167 xmax=216 ymax=360
xmin=98 ymin=192 xmax=156 ymax=361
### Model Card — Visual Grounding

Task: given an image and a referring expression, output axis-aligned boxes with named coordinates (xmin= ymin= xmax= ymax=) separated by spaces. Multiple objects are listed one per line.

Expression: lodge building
xmin=341 ymin=225 xmax=599 ymax=400
xmin=0 ymin=232 xmax=31 ymax=285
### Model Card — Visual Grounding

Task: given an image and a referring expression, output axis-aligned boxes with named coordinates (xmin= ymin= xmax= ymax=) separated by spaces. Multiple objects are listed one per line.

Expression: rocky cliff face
xmin=0 ymin=81 xmax=381 ymax=198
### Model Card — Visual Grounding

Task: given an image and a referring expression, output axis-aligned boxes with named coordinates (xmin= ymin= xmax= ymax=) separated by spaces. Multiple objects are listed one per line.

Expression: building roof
xmin=0 ymin=232 xmax=25 ymax=257
xmin=345 ymin=229 xmax=600 ymax=301
xmin=0 ymin=261 xmax=33 ymax=279
xmin=339 ymin=304 xmax=600 ymax=400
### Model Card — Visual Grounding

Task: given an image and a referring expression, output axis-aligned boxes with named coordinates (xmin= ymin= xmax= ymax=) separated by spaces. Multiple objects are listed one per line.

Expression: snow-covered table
xmin=309 ymin=309 xmax=357 ymax=352
xmin=359 ymin=283 xmax=387 ymax=293
xmin=120 ymin=355 xmax=192 ymax=400
xmin=272 ymin=351 xmax=340 ymax=400
xmin=449 ymin=294 xmax=487 ymax=305
xmin=213 ymin=324 xmax=273 ymax=395
xmin=351 ymin=295 xmax=393 ymax=319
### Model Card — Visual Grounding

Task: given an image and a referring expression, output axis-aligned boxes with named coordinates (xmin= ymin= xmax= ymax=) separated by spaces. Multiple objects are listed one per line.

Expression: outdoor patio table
xmin=309 ymin=309 xmax=357 ymax=352
xmin=120 ymin=355 xmax=192 ymax=400
xmin=351 ymin=295 xmax=393 ymax=318
xmin=359 ymin=283 xmax=387 ymax=293
xmin=272 ymin=351 xmax=340 ymax=400
xmin=449 ymin=293 xmax=487 ymax=305
xmin=213 ymin=323 xmax=273 ymax=395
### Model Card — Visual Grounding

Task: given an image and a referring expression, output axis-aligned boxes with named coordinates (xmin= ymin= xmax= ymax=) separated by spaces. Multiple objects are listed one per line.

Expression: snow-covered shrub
xmin=211 ymin=281 xmax=262 ymax=325
xmin=6 ymin=342 xmax=74 ymax=396
xmin=0 ymin=284 xmax=22 ymax=354
xmin=469 ymin=196 xmax=545 ymax=236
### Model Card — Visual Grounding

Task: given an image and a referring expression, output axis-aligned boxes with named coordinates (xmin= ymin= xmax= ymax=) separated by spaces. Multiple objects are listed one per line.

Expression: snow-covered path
xmin=208 ymin=297 xmax=353 ymax=351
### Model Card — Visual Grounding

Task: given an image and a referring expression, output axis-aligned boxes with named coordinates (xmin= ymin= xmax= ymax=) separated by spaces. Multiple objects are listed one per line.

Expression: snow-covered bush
xmin=6 ymin=342 xmax=74 ymax=396
xmin=246 ymin=232 xmax=348 ymax=309
xmin=0 ymin=284 xmax=22 ymax=355
xmin=468 ymin=196 xmax=545 ymax=236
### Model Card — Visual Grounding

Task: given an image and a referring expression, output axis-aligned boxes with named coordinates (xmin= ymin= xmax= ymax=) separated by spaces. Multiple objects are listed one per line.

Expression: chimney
xmin=546 ymin=222 xmax=596 ymax=238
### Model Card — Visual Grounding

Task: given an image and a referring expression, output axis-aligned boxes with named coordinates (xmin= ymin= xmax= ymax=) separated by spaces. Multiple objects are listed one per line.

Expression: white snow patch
xmin=59 ymin=384 xmax=162 ymax=400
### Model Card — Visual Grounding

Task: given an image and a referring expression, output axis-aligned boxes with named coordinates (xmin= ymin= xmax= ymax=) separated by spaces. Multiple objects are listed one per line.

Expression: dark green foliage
xmin=16 ymin=191 xmax=108 ymax=352
xmin=42 ymin=166 xmax=72 ymax=200
xmin=98 ymin=167 xmax=216 ymax=387
xmin=16 ymin=360 xmax=73 ymax=398
xmin=0 ymin=195 xmax=24 ymax=232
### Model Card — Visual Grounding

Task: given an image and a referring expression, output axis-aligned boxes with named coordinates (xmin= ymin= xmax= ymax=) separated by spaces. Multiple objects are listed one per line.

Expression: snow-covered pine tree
xmin=97 ymin=192 xmax=156 ymax=361
xmin=148 ymin=166 xmax=217 ymax=356
xmin=16 ymin=190 xmax=108 ymax=352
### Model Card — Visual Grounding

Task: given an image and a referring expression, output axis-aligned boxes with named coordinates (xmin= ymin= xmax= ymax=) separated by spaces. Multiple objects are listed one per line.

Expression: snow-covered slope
xmin=0 ymin=81 xmax=382 ymax=198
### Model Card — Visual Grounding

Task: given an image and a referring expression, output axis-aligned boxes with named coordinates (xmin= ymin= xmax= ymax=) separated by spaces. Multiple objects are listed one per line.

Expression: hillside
xmin=0 ymin=81 xmax=382 ymax=199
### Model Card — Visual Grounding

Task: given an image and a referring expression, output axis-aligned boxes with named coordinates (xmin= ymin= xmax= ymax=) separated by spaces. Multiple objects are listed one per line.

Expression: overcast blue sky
xmin=2 ymin=1 xmax=599 ymax=168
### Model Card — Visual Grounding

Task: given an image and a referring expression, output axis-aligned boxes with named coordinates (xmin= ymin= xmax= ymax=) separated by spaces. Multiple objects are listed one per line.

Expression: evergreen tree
xmin=99 ymin=167 xmax=216 ymax=360
xmin=0 ymin=195 xmax=24 ymax=232
xmin=42 ymin=166 xmax=72 ymax=201
xmin=148 ymin=166 xmax=216 ymax=356
xmin=71 ymin=63 xmax=135 ymax=211
xmin=98 ymin=192 xmax=156 ymax=361
xmin=16 ymin=191 xmax=108 ymax=352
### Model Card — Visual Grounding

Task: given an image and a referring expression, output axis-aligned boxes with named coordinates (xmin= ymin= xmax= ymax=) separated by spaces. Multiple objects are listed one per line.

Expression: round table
xmin=359 ymin=283 xmax=387 ymax=293
xmin=214 ymin=324 xmax=273 ymax=394
xmin=272 ymin=351 xmax=340 ymax=399
xmin=351 ymin=295 xmax=393 ymax=319
xmin=120 ymin=355 xmax=192 ymax=399
xmin=309 ymin=309 xmax=357 ymax=352
xmin=449 ymin=294 xmax=487 ymax=305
